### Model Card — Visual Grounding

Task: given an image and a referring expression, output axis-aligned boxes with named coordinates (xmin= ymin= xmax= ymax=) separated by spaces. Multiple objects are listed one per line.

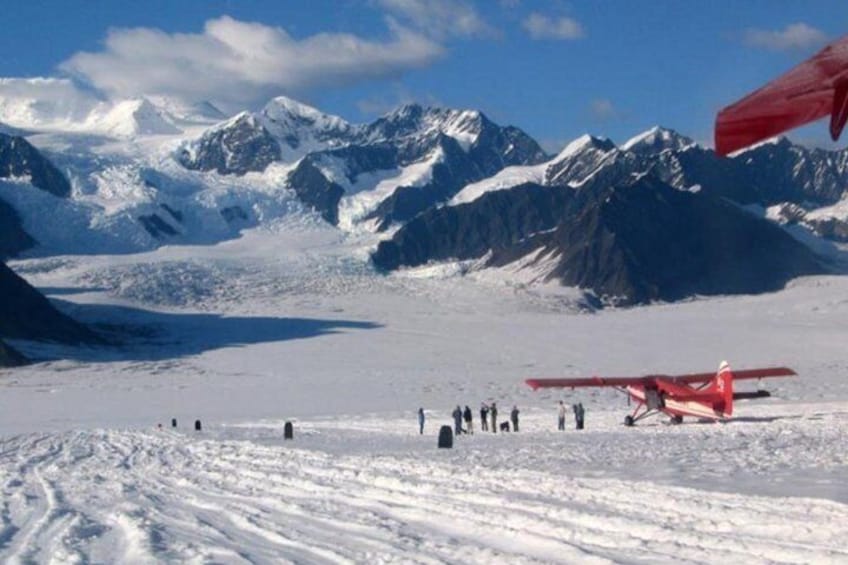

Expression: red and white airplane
xmin=526 ymin=361 xmax=796 ymax=426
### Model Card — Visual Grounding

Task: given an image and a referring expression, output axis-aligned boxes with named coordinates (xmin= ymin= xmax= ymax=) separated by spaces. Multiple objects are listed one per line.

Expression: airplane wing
xmin=525 ymin=376 xmax=655 ymax=390
xmin=715 ymin=35 xmax=848 ymax=156
xmin=525 ymin=367 xmax=796 ymax=390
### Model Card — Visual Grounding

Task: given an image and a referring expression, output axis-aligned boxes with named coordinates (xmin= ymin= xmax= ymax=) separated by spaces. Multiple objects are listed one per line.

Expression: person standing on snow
xmin=418 ymin=407 xmax=425 ymax=435
xmin=453 ymin=405 xmax=463 ymax=435
xmin=510 ymin=405 xmax=520 ymax=432
xmin=558 ymin=400 xmax=566 ymax=431
xmin=463 ymin=405 xmax=473 ymax=434
xmin=490 ymin=402 xmax=498 ymax=433
xmin=480 ymin=402 xmax=489 ymax=432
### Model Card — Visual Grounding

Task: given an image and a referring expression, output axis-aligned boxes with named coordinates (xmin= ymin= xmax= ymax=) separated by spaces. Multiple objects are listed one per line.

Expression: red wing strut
xmin=715 ymin=35 xmax=848 ymax=156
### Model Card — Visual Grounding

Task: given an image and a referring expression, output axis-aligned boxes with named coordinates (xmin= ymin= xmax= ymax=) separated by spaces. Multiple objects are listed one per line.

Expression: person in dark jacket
xmin=418 ymin=407 xmax=425 ymax=435
xmin=510 ymin=405 xmax=520 ymax=432
xmin=480 ymin=402 xmax=489 ymax=432
xmin=490 ymin=402 xmax=498 ymax=433
xmin=463 ymin=405 xmax=473 ymax=435
xmin=452 ymin=405 xmax=463 ymax=435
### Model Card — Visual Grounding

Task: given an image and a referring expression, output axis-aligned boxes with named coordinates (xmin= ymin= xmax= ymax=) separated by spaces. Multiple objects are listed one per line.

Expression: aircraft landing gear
xmin=670 ymin=415 xmax=683 ymax=425
xmin=624 ymin=415 xmax=635 ymax=427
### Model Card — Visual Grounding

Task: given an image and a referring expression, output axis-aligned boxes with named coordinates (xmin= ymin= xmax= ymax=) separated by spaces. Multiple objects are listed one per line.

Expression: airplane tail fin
xmin=710 ymin=361 xmax=734 ymax=417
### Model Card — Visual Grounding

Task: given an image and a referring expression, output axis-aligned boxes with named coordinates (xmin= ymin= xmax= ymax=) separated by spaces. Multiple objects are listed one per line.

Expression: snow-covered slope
xmin=1 ymin=223 xmax=848 ymax=560
xmin=84 ymin=98 xmax=181 ymax=137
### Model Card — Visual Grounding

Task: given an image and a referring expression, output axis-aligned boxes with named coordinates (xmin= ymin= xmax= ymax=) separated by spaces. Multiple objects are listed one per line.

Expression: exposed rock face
xmin=0 ymin=133 xmax=71 ymax=197
xmin=0 ymin=197 xmax=36 ymax=259
xmin=374 ymin=177 xmax=827 ymax=305
xmin=287 ymin=158 xmax=346 ymax=225
xmin=371 ymin=182 xmax=572 ymax=270
xmin=0 ymin=261 xmax=99 ymax=344
xmin=0 ymin=339 xmax=27 ymax=367
xmin=138 ymin=213 xmax=180 ymax=239
xmin=0 ymin=133 xmax=74 ymax=259
xmin=180 ymin=101 xmax=548 ymax=227
xmin=178 ymin=113 xmax=282 ymax=175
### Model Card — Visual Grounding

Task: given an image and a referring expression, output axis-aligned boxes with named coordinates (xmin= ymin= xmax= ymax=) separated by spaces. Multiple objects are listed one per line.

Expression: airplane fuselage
xmin=627 ymin=383 xmax=728 ymax=422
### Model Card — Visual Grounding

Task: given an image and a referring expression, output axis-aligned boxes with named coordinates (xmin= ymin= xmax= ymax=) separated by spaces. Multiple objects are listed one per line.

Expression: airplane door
xmin=645 ymin=389 xmax=664 ymax=410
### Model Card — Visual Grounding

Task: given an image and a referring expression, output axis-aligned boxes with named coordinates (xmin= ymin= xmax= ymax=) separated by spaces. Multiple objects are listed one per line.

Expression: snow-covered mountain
xmin=374 ymin=124 xmax=848 ymax=304
xmin=178 ymin=99 xmax=548 ymax=228
xmin=2 ymin=82 xmax=848 ymax=305
xmin=0 ymin=259 xmax=99 ymax=360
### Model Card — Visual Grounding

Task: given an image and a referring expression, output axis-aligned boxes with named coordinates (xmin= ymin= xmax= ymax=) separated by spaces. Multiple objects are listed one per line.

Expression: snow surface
xmin=620 ymin=126 xmax=693 ymax=153
xmin=449 ymin=161 xmax=548 ymax=206
xmin=2 ymin=222 xmax=848 ymax=562
xmin=335 ymin=147 xmax=444 ymax=230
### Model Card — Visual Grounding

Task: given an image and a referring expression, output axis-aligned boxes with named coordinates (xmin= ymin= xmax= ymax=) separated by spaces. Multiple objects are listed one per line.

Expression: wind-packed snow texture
xmin=1 ymin=222 xmax=847 ymax=562
xmin=2 ymin=90 xmax=848 ymax=562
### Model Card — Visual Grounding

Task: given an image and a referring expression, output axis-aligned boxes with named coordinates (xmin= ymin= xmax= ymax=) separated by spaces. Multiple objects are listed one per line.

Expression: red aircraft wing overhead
xmin=715 ymin=35 xmax=848 ymax=156
xmin=525 ymin=367 xmax=795 ymax=390
xmin=525 ymin=376 xmax=654 ymax=390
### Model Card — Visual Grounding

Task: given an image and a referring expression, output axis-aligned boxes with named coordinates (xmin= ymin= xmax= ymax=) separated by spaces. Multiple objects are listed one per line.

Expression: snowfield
xmin=2 ymin=222 xmax=848 ymax=563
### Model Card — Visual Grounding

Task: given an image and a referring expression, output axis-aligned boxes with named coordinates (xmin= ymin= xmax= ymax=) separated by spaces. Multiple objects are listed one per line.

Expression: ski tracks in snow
xmin=0 ymin=429 xmax=846 ymax=564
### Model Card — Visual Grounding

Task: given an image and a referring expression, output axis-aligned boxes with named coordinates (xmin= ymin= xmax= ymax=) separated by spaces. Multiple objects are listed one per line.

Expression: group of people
xmin=557 ymin=400 xmax=586 ymax=430
xmin=471 ymin=402 xmax=520 ymax=434
xmin=418 ymin=403 xmax=520 ymax=435
xmin=419 ymin=400 xmax=584 ymax=435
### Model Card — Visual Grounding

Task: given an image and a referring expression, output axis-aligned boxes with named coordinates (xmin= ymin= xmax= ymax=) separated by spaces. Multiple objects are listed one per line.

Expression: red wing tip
xmin=525 ymin=379 xmax=540 ymax=391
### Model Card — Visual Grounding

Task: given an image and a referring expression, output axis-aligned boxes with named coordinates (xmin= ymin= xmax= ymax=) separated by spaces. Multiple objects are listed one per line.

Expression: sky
xmin=1 ymin=0 xmax=847 ymax=151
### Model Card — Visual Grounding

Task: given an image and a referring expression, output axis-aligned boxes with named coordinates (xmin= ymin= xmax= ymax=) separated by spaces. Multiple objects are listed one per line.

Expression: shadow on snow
xmin=15 ymin=297 xmax=381 ymax=363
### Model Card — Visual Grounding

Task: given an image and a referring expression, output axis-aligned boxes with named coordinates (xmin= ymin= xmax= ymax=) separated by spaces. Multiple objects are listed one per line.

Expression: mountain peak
xmin=261 ymin=96 xmax=351 ymax=136
xmin=554 ymin=134 xmax=616 ymax=161
xmin=729 ymin=135 xmax=794 ymax=157
xmin=621 ymin=126 xmax=694 ymax=154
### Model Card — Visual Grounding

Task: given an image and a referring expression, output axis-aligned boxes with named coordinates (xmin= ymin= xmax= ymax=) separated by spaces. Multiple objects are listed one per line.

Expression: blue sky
xmin=1 ymin=0 xmax=847 ymax=150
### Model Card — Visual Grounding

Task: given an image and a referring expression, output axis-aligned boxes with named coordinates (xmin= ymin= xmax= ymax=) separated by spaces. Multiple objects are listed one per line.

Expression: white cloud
xmin=59 ymin=16 xmax=444 ymax=109
xmin=0 ymin=78 xmax=102 ymax=127
xmin=743 ymin=23 xmax=828 ymax=51
xmin=589 ymin=98 xmax=617 ymax=120
xmin=522 ymin=13 xmax=584 ymax=41
xmin=378 ymin=0 xmax=497 ymax=39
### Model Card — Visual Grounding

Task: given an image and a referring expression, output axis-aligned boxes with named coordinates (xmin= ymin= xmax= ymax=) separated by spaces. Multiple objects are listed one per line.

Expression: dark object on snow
xmin=195 ymin=419 xmax=202 ymax=431
xmin=573 ymin=403 xmax=585 ymax=430
xmin=500 ymin=421 xmax=510 ymax=432
xmin=284 ymin=421 xmax=294 ymax=440
xmin=438 ymin=425 xmax=453 ymax=448
xmin=510 ymin=406 xmax=519 ymax=432
xmin=171 ymin=418 xmax=177 ymax=428
xmin=452 ymin=405 xmax=463 ymax=435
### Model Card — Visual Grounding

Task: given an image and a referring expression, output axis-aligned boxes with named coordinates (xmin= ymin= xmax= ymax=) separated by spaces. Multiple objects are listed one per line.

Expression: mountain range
xmin=1 ymin=88 xmax=847 ymax=353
